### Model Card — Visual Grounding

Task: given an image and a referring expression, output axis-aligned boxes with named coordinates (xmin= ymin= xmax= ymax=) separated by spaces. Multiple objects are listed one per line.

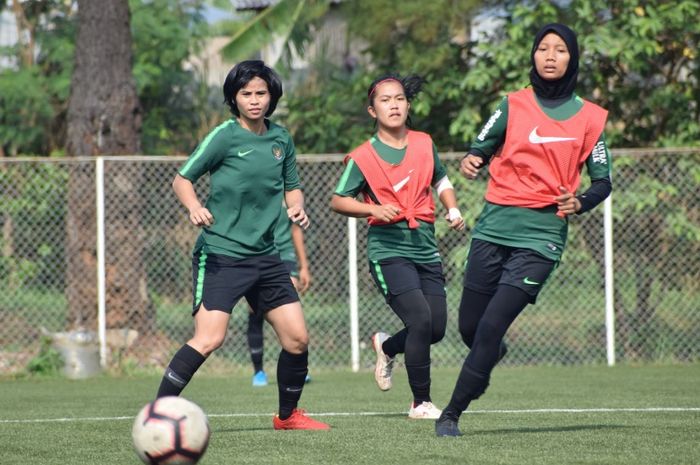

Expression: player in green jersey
xmin=248 ymin=203 xmax=312 ymax=387
xmin=332 ymin=74 xmax=464 ymax=420
xmin=155 ymin=60 xmax=329 ymax=431
xmin=436 ymin=24 xmax=612 ymax=437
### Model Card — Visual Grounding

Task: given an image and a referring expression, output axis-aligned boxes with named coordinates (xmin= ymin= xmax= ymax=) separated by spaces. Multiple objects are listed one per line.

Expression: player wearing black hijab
xmin=435 ymin=23 xmax=612 ymax=437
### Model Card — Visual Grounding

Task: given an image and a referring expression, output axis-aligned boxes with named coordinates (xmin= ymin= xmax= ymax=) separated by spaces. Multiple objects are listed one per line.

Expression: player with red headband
xmin=331 ymin=74 xmax=464 ymax=419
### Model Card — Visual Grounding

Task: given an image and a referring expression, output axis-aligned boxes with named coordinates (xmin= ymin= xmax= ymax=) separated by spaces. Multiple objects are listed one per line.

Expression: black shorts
xmin=191 ymin=252 xmax=299 ymax=315
xmin=463 ymin=239 xmax=556 ymax=304
xmin=283 ymin=260 xmax=299 ymax=278
xmin=369 ymin=257 xmax=446 ymax=304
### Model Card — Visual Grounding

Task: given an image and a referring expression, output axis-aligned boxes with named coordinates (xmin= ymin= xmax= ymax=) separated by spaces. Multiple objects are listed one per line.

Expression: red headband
xmin=368 ymin=78 xmax=401 ymax=98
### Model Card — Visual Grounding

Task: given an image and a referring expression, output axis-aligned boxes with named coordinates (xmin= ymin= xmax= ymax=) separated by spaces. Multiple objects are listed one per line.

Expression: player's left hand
xmin=555 ymin=186 xmax=581 ymax=216
xmin=288 ymin=205 xmax=310 ymax=229
xmin=297 ymin=266 xmax=311 ymax=293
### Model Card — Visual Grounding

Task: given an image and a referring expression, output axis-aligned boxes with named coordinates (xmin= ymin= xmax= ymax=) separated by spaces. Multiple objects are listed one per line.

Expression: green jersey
xmin=335 ymin=135 xmax=447 ymax=263
xmin=179 ymin=118 xmax=301 ymax=258
xmin=469 ymin=93 xmax=612 ymax=261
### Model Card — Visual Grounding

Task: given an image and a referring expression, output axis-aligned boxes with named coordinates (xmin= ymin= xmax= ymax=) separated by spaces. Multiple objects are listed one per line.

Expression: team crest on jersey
xmin=272 ymin=144 xmax=283 ymax=160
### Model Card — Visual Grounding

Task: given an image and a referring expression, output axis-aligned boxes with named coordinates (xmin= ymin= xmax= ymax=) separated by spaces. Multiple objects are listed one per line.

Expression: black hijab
xmin=529 ymin=23 xmax=579 ymax=99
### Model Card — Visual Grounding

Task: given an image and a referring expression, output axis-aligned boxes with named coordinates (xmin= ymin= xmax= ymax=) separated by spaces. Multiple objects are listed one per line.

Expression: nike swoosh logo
xmin=523 ymin=277 xmax=540 ymax=285
xmin=165 ymin=369 xmax=186 ymax=387
xmin=528 ymin=127 xmax=576 ymax=144
xmin=393 ymin=169 xmax=415 ymax=192
xmin=237 ymin=149 xmax=254 ymax=157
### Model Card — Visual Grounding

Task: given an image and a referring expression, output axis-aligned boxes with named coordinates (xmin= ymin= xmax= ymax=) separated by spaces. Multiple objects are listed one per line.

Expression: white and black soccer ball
xmin=132 ymin=396 xmax=210 ymax=465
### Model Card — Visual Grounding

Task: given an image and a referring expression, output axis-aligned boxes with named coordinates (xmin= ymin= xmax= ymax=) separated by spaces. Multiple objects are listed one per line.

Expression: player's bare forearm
xmin=330 ymin=194 xmax=401 ymax=222
xmin=291 ymin=224 xmax=309 ymax=270
xmin=438 ymin=188 xmax=465 ymax=231
xmin=285 ymin=189 xmax=310 ymax=229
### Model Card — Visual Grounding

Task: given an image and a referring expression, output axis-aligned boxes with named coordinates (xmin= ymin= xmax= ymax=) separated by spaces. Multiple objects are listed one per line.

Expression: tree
xmin=0 ymin=0 xmax=75 ymax=156
xmin=217 ymin=0 xmax=331 ymax=67
xmin=65 ymin=0 xmax=152 ymax=332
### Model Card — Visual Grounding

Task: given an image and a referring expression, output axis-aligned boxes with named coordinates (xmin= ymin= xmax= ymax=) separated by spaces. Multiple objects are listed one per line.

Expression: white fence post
xmin=96 ymin=157 xmax=107 ymax=368
xmin=604 ymin=194 xmax=615 ymax=366
xmin=348 ymin=217 xmax=360 ymax=372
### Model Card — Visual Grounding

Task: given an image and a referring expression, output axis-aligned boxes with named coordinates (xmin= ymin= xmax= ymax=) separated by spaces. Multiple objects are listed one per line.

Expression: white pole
xmin=96 ymin=157 xmax=107 ymax=368
xmin=604 ymin=194 xmax=615 ymax=366
xmin=348 ymin=217 xmax=360 ymax=372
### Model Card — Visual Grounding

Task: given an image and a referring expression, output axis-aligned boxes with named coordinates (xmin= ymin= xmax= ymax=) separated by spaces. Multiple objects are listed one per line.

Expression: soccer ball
xmin=132 ymin=396 xmax=210 ymax=465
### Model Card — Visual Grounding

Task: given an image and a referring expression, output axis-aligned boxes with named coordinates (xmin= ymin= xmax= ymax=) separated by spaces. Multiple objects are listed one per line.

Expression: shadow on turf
xmin=472 ymin=424 xmax=626 ymax=435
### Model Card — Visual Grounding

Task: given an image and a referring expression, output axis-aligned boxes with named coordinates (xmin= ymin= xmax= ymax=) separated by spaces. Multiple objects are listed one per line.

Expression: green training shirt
xmin=179 ymin=118 xmax=301 ymax=258
xmin=334 ymin=135 xmax=447 ymax=263
xmin=469 ymin=93 xmax=612 ymax=261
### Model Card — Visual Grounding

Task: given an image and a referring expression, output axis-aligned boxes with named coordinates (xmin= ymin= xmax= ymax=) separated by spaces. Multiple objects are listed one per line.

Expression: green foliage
xmin=1 ymin=0 xmax=220 ymax=156
xmin=283 ymin=66 xmax=372 ymax=153
xmin=218 ymin=0 xmax=330 ymax=71
xmin=282 ymin=0 xmax=699 ymax=151
xmin=25 ymin=336 xmax=64 ymax=376
xmin=0 ymin=163 xmax=68 ymax=291
xmin=0 ymin=1 xmax=74 ymax=156
xmin=129 ymin=0 xmax=219 ymax=154
xmin=456 ymin=1 xmax=700 ymax=148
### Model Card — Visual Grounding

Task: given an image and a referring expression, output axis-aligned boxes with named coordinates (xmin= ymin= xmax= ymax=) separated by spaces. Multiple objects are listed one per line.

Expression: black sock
xmin=156 ymin=344 xmax=206 ymax=398
xmin=442 ymin=364 xmax=490 ymax=421
xmin=407 ymin=361 xmax=431 ymax=405
xmin=382 ymin=329 xmax=405 ymax=358
xmin=277 ymin=350 xmax=308 ymax=420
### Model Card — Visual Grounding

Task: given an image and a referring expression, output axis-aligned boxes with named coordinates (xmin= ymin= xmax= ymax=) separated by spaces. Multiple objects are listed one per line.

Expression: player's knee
xmin=409 ymin=317 xmax=432 ymax=342
xmin=431 ymin=317 xmax=447 ymax=343
xmin=458 ymin=323 xmax=476 ymax=348
xmin=283 ymin=334 xmax=309 ymax=354
xmin=193 ymin=334 xmax=226 ymax=355
xmin=431 ymin=326 xmax=445 ymax=344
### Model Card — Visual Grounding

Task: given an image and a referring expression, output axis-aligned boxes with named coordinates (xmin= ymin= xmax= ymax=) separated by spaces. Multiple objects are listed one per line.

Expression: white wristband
xmin=448 ymin=208 xmax=462 ymax=221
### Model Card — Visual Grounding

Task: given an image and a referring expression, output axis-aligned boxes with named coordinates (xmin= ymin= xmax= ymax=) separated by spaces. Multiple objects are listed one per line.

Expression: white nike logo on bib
xmin=393 ymin=169 xmax=414 ymax=192
xmin=528 ymin=127 xmax=576 ymax=144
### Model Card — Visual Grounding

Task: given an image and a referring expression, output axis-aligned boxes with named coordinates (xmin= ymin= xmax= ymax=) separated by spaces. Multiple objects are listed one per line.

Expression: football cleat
xmin=252 ymin=370 xmax=268 ymax=387
xmin=371 ymin=332 xmax=395 ymax=391
xmin=408 ymin=401 xmax=442 ymax=420
xmin=273 ymin=409 xmax=330 ymax=430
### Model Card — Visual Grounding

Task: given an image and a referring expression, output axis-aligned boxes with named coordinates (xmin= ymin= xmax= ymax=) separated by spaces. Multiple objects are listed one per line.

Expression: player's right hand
xmin=371 ymin=204 xmax=401 ymax=222
xmin=189 ymin=206 xmax=214 ymax=227
xmin=460 ymin=154 xmax=483 ymax=180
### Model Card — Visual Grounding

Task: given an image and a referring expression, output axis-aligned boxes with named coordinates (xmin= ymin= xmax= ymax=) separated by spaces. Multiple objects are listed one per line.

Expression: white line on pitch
xmin=0 ymin=407 xmax=698 ymax=424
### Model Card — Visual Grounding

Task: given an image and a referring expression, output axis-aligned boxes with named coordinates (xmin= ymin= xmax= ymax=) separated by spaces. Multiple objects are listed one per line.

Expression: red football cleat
xmin=273 ymin=409 xmax=330 ymax=430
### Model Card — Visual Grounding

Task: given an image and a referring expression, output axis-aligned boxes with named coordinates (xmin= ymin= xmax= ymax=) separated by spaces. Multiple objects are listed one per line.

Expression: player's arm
xmin=291 ymin=224 xmax=311 ymax=293
xmin=174 ymin=127 xmax=228 ymax=227
xmin=431 ymin=144 xmax=464 ymax=230
xmin=461 ymin=97 xmax=508 ymax=179
xmin=173 ymin=175 xmax=213 ymax=227
xmin=576 ymin=134 xmax=613 ymax=214
xmin=330 ymin=159 xmax=399 ymax=222
xmin=285 ymin=189 xmax=309 ymax=230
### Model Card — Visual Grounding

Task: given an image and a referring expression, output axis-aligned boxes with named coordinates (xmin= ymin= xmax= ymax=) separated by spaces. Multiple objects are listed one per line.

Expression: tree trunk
xmin=65 ymin=0 xmax=153 ymax=334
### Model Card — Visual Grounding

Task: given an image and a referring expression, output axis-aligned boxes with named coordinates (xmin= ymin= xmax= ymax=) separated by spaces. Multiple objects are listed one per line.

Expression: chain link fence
xmin=0 ymin=149 xmax=698 ymax=375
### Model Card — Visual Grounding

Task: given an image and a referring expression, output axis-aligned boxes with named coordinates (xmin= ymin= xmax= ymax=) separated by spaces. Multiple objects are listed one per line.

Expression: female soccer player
xmin=436 ymin=23 xmax=612 ymax=436
xmin=331 ymin=74 xmax=465 ymax=419
xmin=155 ymin=60 xmax=329 ymax=431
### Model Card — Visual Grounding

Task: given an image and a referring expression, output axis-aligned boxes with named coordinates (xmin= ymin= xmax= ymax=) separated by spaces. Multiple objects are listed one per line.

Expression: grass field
xmin=1 ymin=364 xmax=698 ymax=465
